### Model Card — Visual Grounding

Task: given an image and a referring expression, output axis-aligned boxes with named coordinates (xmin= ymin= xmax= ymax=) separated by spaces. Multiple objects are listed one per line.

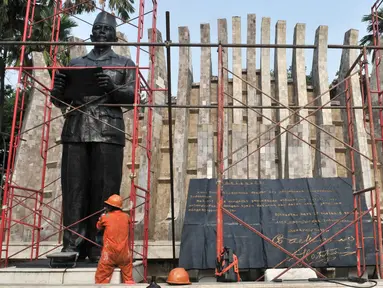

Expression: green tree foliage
xmin=1 ymin=0 xmax=136 ymax=66
xmin=360 ymin=8 xmax=383 ymax=57
xmin=63 ymin=0 xmax=135 ymax=21
xmin=0 ymin=84 xmax=16 ymax=202
xmin=2 ymin=85 xmax=17 ymax=142
xmin=0 ymin=2 xmax=78 ymax=67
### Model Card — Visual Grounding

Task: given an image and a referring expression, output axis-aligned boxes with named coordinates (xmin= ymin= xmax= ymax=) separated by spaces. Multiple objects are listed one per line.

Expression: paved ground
xmin=2 ymin=281 xmax=383 ymax=288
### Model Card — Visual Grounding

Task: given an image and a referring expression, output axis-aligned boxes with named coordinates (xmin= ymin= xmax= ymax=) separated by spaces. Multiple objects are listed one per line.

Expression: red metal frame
xmin=2 ymin=0 xmax=383 ymax=284
xmin=0 ymin=0 xmax=159 ymax=282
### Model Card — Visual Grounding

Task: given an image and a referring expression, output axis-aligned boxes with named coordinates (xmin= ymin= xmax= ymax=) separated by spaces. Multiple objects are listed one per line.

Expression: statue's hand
xmin=95 ymin=72 xmax=115 ymax=93
xmin=51 ymin=72 xmax=66 ymax=97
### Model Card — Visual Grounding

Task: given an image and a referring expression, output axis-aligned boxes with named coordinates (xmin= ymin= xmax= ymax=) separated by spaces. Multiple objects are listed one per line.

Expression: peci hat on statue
xmin=93 ymin=11 xmax=117 ymax=30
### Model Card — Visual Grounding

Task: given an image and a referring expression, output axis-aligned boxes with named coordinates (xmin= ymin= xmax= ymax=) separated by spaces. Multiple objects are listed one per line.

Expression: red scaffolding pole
xmin=0 ymin=0 xmax=159 ymax=282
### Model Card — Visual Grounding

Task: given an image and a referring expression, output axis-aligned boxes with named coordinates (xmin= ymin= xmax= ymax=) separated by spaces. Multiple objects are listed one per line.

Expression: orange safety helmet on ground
xmin=166 ymin=267 xmax=191 ymax=285
xmin=104 ymin=194 xmax=123 ymax=209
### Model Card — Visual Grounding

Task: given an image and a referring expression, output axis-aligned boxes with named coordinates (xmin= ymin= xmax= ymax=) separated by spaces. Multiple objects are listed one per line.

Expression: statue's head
xmin=90 ymin=11 xmax=118 ymax=47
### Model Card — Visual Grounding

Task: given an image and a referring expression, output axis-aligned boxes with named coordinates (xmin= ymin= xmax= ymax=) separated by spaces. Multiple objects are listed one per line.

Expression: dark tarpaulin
xmin=178 ymin=178 xmax=375 ymax=270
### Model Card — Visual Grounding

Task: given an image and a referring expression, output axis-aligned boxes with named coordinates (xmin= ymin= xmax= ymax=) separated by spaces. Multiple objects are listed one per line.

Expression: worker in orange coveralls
xmin=95 ymin=194 xmax=135 ymax=284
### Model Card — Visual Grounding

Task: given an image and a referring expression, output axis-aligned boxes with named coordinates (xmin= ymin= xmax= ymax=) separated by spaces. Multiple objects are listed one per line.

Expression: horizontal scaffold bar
xmin=102 ymin=104 xmax=383 ymax=110
xmin=0 ymin=41 xmax=382 ymax=50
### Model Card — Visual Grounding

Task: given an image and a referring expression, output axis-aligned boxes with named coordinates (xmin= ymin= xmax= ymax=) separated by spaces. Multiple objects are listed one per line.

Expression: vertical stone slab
xmin=259 ymin=17 xmax=277 ymax=179
xmin=259 ymin=124 xmax=277 ymax=179
xmin=338 ymin=29 xmax=372 ymax=194
xmin=197 ymin=124 xmax=214 ymax=179
xmin=232 ymin=17 xmax=243 ymax=124
xmin=114 ymin=31 xmax=131 ymax=58
xmin=199 ymin=24 xmax=211 ymax=124
xmin=312 ymin=26 xmax=332 ymax=126
xmin=136 ymin=29 xmax=167 ymax=238
xmin=231 ymin=124 xmax=248 ymax=179
xmin=285 ymin=125 xmax=307 ymax=178
xmin=231 ymin=16 xmax=247 ymax=179
xmin=246 ymin=14 xmax=259 ymax=179
xmin=261 ymin=17 xmax=272 ymax=123
xmin=274 ymin=20 xmax=289 ymax=178
xmin=68 ymin=36 xmax=87 ymax=59
xmin=311 ymin=26 xmax=337 ymax=178
xmin=288 ymin=23 xmax=312 ymax=178
xmin=11 ymin=52 xmax=64 ymax=242
xmin=159 ymin=27 xmax=193 ymax=239
xmin=197 ymin=24 xmax=214 ymax=179
xmin=218 ymin=19 xmax=230 ymax=178
xmin=149 ymin=29 xmax=168 ymax=107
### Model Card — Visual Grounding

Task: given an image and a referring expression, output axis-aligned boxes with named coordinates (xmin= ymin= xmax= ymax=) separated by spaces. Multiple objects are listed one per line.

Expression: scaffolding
xmin=1 ymin=0 xmax=383 ymax=284
xmin=0 ymin=0 xmax=159 ymax=281
xmin=214 ymin=0 xmax=383 ymax=281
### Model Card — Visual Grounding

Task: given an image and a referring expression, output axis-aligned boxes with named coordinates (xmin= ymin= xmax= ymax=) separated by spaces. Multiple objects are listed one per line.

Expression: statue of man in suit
xmin=50 ymin=11 xmax=136 ymax=261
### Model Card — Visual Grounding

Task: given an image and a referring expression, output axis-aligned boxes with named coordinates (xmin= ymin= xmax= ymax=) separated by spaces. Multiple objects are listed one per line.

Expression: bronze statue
xmin=50 ymin=11 xmax=136 ymax=262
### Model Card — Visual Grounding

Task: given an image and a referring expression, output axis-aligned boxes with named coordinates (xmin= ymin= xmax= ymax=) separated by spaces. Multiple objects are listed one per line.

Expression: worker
xmin=95 ymin=194 xmax=135 ymax=284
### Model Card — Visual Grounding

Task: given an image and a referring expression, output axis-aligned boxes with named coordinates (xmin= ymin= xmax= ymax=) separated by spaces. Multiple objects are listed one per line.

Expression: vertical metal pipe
xmin=129 ymin=0 xmax=146 ymax=269
xmin=345 ymin=79 xmax=361 ymax=276
xmin=216 ymin=43 xmax=224 ymax=259
xmin=165 ymin=11 xmax=176 ymax=268
xmin=362 ymin=47 xmax=383 ymax=278
xmin=142 ymin=0 xmax=158 ymax=282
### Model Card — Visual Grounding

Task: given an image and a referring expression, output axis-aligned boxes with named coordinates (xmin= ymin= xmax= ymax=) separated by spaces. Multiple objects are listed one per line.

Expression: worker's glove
xmin=98 ymin=212 xmax=106 ymax=221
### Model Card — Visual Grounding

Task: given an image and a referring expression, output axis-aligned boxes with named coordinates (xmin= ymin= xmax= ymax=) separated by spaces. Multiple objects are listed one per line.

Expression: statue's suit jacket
xmin=52 ymin=48 xmax=136 ymax=147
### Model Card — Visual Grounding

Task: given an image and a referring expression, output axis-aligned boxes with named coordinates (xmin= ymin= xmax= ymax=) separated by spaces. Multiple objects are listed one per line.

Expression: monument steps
xmin=0 ymin=260 xmax=144 ymax=285
xmin=3 ymin=282 xmax=383 ymax=288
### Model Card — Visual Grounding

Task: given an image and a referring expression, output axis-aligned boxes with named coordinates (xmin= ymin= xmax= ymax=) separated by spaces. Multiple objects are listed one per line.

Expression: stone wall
xmin=8 ymin=15 xmax=381 ymax=250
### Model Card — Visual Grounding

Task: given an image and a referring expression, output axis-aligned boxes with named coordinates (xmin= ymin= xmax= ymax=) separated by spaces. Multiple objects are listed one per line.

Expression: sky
xmin=5 ymin=0 xmax=374 ymax=94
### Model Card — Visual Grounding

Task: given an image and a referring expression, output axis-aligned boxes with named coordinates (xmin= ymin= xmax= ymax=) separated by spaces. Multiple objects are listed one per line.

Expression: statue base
xmin=46 ymin=252 xmax=79 ymax=268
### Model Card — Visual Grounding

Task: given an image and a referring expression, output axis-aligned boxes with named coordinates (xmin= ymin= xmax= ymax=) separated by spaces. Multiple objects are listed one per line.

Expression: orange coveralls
xmin=95 ymin=210 xmax=134 ymax=284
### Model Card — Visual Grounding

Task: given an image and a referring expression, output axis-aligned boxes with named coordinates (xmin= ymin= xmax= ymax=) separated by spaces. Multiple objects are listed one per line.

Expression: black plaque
xmin=179 ymin=178 xmax=375 ymax=270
